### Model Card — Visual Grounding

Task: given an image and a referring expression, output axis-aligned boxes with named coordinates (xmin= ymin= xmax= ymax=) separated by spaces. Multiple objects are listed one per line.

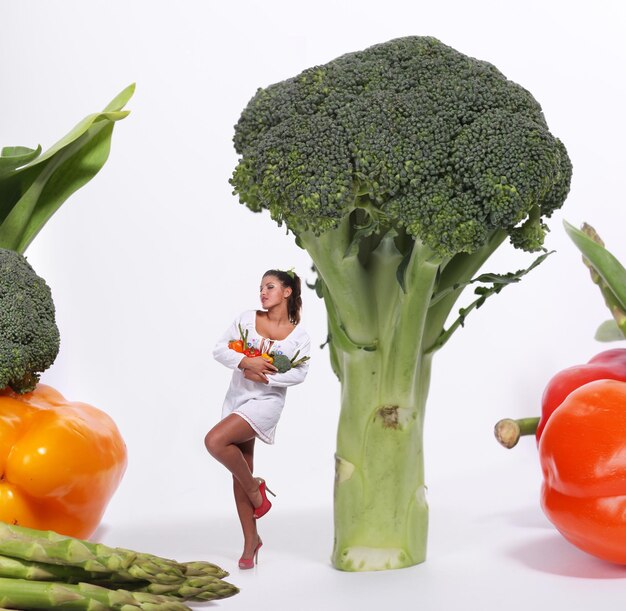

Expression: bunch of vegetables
xmin=228 ymin=324 xmax=310 ymax=372
xmin=229 ymin=36 xmax=571 ymax=570
xmin=0 ymin=522 xmax=238 ymax=609
xmin=495 ymin=221 xmax=626 ymax=564
xmin=0 ymin=87 xmax=133 ymax=538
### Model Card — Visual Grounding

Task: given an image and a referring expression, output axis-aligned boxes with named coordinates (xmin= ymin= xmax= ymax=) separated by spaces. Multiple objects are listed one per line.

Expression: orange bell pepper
xmin=539 ymin=378 xmax=626 ymax=564
xmin=0 ymin=384 xmax=127 ymax=539
xmin=228 ymin=339 xmax=244 ymax=353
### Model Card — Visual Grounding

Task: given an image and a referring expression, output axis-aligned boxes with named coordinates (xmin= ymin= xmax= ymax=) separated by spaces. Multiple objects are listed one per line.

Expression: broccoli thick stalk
xmin=230 ymin=36 xmax=572 ymax=571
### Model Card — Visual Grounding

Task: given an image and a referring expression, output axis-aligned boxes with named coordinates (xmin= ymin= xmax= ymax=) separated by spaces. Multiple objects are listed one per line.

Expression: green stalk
xmin=0 ymin=577 xmax=191 ymax=610
xmin=0 ymin=554 xmax=100 ymax=581
xmin=0 ymin=524 xmax=183 ymax=582
xmin=568 ymin=221 xmax=626 ymax=339
xmin=89 ymin=575 xmax=239 ymax=602
xmin=299 ymin=222 xmax=374 ymax=344
xmin=332 ymin=347 xmax=433 ymax=570
xmin=0 ymin=554 xmax=233 ymax=596
xmin=0 ymin=526 xmax=237 ymax=603
xmin=178 ymin=561 xmax=228 ymax=578
xmin=315 ymin=229 xmax=514 ymax=570
xmin=325 ymin=234 xmax=437 ymax=570
xmin=423 ymin=230 xmax=508 ymax=351
xmin=136 ymin=576 xmax=227 ymax=599
xmin=494 ymin=417 xmax=540 ymax=448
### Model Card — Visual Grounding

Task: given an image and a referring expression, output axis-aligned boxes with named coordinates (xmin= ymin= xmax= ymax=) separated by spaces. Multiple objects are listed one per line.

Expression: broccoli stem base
xmin=332 ymin=350 xmax=433 ymax=571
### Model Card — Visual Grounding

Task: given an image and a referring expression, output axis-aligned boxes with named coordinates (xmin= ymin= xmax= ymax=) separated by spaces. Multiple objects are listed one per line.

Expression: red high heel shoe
xmin=238 ymin=539 xmax=263 ymax=570
xmin=253 ymin=478 xmax=276 ymax=519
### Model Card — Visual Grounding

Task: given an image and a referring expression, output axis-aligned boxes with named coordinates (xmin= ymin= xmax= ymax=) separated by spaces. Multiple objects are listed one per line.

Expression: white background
xmin=1 ymin=1 xmax=626 ymax=609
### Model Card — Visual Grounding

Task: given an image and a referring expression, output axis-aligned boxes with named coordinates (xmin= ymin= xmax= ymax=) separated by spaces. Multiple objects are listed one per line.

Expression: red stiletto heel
xmin=253 ymin=478 xmax=276 ymax=519
xmin=238 ymin=539 xmax=263 ymax=570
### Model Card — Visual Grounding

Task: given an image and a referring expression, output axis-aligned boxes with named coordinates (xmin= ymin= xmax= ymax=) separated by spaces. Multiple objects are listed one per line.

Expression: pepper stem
xmin=494 ymin=417 xmax=540 ymax=448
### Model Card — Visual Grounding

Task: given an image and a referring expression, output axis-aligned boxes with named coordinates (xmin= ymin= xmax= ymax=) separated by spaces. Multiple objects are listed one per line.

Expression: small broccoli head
xmin=272 ymin=354 xmax=292 ymax=374
xmin=231 ymin=36 xmax=572 ymax=257
xmin=0 ymin=248 xmax=60 ymax=393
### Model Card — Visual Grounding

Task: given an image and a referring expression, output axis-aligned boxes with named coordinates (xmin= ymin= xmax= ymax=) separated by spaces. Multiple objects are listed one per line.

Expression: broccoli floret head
xmin=0 ymin=248 xmax=60 ymax=393
xmin=272 ymin=353 xmax=292 ymax=374
xmin=231 ymin=36 xmax=572 ymax=257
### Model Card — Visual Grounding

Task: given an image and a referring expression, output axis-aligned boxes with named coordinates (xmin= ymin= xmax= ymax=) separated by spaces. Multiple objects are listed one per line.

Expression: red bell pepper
xmin=539 ymin=378 xmax=626 ymax=563
xmin=536 ymin=348 xmax=626 ymax=439
xmin=496 ymin=348 xmax=626 ymax=563
xmin=494 ymin=349 xmax=626 ymax=448
xmin=495 ymin=222 xmax=626 ymax=563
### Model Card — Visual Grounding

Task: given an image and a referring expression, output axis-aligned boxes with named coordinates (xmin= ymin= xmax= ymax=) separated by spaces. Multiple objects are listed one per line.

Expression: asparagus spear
xmin=154 ymin=575 xmax=238 ymax=601
xmin=0 ymin=554 xmax=238 ymax=602
xmin=0 ymin=554 xmax=229 ymax=583
xmin=179 ymin=560 xmax=228 ymax=578
xmin=0 ymin=577 xmax=192 ymax=610
xmin=0 ymin=527 xmax=239 ymax=603
xmin=89 ymin=574 xmax=239 ymax=602
xmin=0 ymin=554 xmax=96 ymax=581
xmin=0 ymin=555 xmax=239 ymax=603
xmin=77 ymin=581 xmax=240 ymax=604
xmin=0 ymin=524 xmax=183 ymax=582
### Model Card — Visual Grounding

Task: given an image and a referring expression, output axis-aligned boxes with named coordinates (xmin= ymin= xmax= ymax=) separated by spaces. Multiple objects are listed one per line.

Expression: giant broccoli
xmin=0 ymin=248 xmax=59 ymax=393
xmin=230 ymin=36 xmax=572 ymax=571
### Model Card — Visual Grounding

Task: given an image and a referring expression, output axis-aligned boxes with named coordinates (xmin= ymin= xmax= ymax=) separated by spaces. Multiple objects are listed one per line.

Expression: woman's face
xmin=260 ymin=275 xmax=291 ymax=309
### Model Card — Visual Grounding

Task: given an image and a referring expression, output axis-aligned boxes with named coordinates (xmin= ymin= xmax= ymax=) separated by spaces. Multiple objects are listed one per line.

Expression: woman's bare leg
xmin=234 ymin=438 xmax=261 ymax=558
xmin=205 ymin=414 xmax=262 ymax=507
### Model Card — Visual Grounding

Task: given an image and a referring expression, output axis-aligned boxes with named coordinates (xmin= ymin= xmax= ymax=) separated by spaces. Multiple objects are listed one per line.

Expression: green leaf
xmin=306 ymin=264 xmax=325 ymax=298
xmin=344 ymin=214 xmax=380 ymax=258
xmin=595 ymin=319 xmax=626 ymax=342
xmin=25 ymin=84 xmax=134 ymax=171
xmin=396 ymin=247 xmax=412 ymax=294
xmin=102 ymin=82 xmax=136 ymax=113
xmin=426 ymin=250 xmax=552 ymax=353
xmin=0 ymin=146 xmax=42 ymax=178
xmin=430 ymin=250 xmax=552 ymax=307
xmin=564 ymin=220 xmax=626 ymax=312
xmin=0 ymin=84 xmax=134 ymax=253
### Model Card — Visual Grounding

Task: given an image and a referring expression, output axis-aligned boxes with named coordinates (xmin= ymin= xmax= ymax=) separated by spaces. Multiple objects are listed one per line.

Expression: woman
xmin=205 ymin=269 xmax=311 ymax=569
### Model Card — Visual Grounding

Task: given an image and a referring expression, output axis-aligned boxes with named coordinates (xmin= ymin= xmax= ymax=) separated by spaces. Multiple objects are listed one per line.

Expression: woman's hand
xmin=239 ymin=356 xmax=277 ymax=382
xmin=243 ymin=369 xmax=270 ymax=384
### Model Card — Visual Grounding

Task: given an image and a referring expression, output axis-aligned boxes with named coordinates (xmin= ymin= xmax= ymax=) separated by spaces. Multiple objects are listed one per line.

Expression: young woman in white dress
xmin=205 ymin=269 xmax=311 ymax=569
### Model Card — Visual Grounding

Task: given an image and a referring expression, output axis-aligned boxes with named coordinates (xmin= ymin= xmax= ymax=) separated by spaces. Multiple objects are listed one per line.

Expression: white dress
xmin=213 ymin=310 xmax=311 ymax=444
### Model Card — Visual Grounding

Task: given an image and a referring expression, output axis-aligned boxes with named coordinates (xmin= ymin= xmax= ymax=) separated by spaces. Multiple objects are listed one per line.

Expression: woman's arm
xmin=266 ymin=337 xmax=311 ymax=388
xmin=213 ymin=315 xmax=278 ymax=379
xmin=243 ymin=368 xmax=270 ymax=384
xmin=212 ymin=316 xmax=246 ymax=369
